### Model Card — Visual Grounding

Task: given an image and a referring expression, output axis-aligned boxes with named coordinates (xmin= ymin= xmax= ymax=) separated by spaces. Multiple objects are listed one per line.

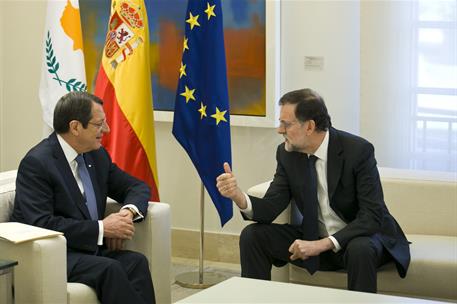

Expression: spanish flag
xmin=94 ymin=0 xmax=159 ymax=201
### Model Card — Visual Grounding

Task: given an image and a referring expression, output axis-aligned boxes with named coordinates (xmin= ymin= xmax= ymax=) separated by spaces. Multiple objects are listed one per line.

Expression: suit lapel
xmin=50 ymin=133 xmax=92 ymax=220
xmin=327 ymin=128 xmax=344 ymax=200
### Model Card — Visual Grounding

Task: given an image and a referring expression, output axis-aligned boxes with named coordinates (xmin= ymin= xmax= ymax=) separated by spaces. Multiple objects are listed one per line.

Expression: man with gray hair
xmin=11 ymin=92 xmax=155 ymax=304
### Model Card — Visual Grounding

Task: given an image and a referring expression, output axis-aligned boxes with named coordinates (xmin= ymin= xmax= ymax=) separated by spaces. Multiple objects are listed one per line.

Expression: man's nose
xmin=103 ymin=122 xmax=110 ymax=133
xmin=277 ymin=125 xmax=285 ymax=134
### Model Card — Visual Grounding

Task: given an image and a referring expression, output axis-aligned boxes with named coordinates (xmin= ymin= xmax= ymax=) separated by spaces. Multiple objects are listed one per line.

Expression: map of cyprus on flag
xmin=39 ymin=0 xmax=87 ymax=129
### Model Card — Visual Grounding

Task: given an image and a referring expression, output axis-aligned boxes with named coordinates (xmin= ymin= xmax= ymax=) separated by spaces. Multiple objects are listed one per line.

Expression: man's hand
xmin=119 ymin=207 xmax=135 ymax=220
xmin=216 ymin=162 xmax=247 ymax=209
xmin=105 ymin=238 xmax=125 ymax=251
xmin=288 ymin=238 xmax=334 ymax=261
xmin=102 ymin=212 xmax=135 ymax=239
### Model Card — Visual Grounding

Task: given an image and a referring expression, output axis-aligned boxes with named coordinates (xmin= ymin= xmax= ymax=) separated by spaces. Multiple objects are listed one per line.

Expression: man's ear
xmin=68 ymin=120 xmax=80 ymax=136
xmin=306 ymin=120 xmax=316 ymax=135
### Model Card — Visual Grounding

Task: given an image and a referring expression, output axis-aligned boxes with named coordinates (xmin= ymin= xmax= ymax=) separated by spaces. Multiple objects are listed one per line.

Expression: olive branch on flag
xmin=45 ymin=31 xmax=87 ymax=92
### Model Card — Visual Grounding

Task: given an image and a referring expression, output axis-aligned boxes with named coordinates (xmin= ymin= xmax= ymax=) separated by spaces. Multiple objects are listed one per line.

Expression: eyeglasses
xmin=278 ymin=120 xmax=299 ymax=130
xmin=88 ymin=119 xmax=107 ymax=130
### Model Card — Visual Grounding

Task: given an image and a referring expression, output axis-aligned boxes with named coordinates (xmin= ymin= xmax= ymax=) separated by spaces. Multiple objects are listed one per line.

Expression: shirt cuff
xmin=239 ymin=193 xmax=253 ymax=219
xmin=328 ymin=235 xmax=342 ymax=252
xmin=121 ymin=204 xmax=144 ymax=221
xmin=97 ymin=220 xmax=104 ymax=245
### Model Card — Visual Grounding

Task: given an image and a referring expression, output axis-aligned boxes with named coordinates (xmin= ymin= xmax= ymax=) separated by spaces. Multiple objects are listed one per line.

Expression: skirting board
xmin=172 ymin=229 xmax=240 ymax=264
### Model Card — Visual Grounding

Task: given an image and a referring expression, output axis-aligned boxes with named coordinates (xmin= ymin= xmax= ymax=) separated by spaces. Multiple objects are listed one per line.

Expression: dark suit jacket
xmin=11 ymin=132 xmax=150 ymax=270
xmin=248 ymin=127 xmax=411 ymax=277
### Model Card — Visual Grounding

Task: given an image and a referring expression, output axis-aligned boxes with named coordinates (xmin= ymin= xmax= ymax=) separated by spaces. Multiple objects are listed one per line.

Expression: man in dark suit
xmin=216 ymin=88 xmax=410 ymax=293
xmin=11 ymin=92 xmax=155 ymax=304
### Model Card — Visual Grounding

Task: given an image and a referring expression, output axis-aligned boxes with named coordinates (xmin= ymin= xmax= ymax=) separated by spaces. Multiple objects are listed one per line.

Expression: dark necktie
xmin=76 ymin=154 xmax=99 ymax=220
xmin=301 ymin=154 xmax=319 ymax=273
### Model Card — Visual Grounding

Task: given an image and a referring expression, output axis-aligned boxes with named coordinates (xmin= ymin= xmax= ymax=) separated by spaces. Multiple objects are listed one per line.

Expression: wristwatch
xmin=125 ymin=206 xmax=137 ymax=217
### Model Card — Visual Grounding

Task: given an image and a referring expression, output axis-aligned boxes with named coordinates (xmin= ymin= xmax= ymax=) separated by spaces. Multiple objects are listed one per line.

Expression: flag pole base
xmin=175 ymin=271 xmax=229 ymax=289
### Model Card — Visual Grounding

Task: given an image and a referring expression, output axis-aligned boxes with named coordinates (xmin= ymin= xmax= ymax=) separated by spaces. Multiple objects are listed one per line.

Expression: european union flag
xmin=172 ymin=0 xmax=232 ymax=226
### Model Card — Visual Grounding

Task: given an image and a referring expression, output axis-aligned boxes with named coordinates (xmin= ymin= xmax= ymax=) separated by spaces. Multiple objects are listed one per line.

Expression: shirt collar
xmin=311 ymin=130 xmax=329 ymax=162
xmin=56 ymin=134 xmax=79 ymax=164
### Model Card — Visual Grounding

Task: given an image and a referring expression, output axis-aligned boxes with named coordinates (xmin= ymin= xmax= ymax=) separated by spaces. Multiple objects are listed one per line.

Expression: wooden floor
xmin=171 ymin=257 xmax=241 ymax=303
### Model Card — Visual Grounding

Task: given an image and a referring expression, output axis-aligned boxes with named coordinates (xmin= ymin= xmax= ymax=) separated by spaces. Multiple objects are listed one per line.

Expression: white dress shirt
xmin=241 ymin=131 xmax=347 ymax=252
xmin=57 ymin=135 xmax=142 ymax=245
xmin=312 ymin=130 xmax=347 ymax=251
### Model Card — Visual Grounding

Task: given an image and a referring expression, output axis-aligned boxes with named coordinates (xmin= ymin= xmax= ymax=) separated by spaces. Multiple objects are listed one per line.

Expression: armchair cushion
xmin=0 ymin=183 xmax=15 ymax=223
xmin=67 ymin=283 xmax=98 ymax=304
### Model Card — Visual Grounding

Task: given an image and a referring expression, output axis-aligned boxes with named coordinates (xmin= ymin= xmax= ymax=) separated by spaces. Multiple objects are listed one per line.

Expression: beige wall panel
xmin=1 ymin=0 xmax=45 ymax=171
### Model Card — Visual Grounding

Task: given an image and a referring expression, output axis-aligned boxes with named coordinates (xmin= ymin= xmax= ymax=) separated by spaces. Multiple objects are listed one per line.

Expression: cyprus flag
xmin=39 ymin=0 xmax=87 ymax=129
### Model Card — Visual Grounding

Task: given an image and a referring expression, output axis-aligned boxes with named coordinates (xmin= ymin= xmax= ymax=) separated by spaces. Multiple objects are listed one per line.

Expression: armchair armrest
xmin=246 ymin=180 xmax=291 ymax=225
xmin=246 ymin=181 xmax=271 ymax=198
xmin=105 ymin=200 xmax=171 ymax=304
xmin=0 ymin=235 xmax=67 ymax=304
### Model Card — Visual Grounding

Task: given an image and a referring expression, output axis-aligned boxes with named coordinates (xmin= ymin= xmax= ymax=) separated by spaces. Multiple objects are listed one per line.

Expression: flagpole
xmin=174 ymin=0 xmax=232 ymax=289
xmin=175 ymin=182 xmax=228 ymax=289
xmin=199 ymin=182 xmax=204 ymax=283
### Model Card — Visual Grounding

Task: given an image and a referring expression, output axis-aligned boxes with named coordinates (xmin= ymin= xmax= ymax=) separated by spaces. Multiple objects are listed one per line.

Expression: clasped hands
xmin=289 ymin=238 xmax=334 ymax=260
xmin=102 ymin=208 xmax=135 ymax=251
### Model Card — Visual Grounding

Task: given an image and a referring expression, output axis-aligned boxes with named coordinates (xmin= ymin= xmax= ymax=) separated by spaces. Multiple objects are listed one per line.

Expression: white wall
xmin=281 ymin=0 xmax=360 ymax=134
xmin=0 ymin=0 xmax=45 ymax=170
xmin=0 ymin=0 xmax=360 ymax=234
xmin=360 ymin=1 xmax=414 ymax=168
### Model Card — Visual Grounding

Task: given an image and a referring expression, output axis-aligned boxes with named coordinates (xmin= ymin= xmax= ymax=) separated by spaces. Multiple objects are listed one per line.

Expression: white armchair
xmin=0 ymin=170 xmax=172 ymax=304
xmin=246 ymin=168 xmax=457 ymax=301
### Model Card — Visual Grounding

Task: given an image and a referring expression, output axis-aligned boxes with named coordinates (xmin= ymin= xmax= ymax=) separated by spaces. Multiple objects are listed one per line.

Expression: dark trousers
xmin=240 ymin=223 xmax=391 ymax=293
xmin=68 ymin=249 xmax=155 ymax=304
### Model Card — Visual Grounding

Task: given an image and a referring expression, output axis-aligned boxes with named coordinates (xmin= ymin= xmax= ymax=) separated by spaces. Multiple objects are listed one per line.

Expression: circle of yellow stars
xmin=178 ymin=1 xmax=228 ymax=126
